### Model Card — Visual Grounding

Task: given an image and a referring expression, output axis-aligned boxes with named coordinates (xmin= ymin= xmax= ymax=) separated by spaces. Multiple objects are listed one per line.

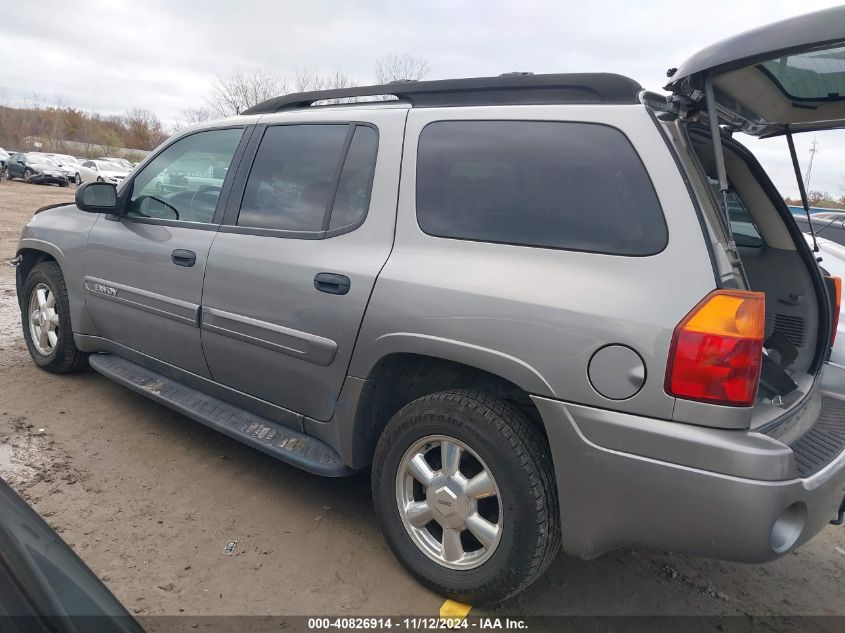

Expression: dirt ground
xmin=0 ymin=179 xmax=843 ymax=623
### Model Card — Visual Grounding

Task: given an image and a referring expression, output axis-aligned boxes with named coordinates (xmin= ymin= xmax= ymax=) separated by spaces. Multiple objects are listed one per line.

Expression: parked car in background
xmin=806 ymin=233 xmax=845 ymax=367
xmin=4 ymin=153 xmax=69 ymax=186
xmin=77 ymin=159 xmax=130 ymax=185
xmin=97 ymin=156 xmax=133 ymax=170
xmin=47 ymin=154 xmax=87 ymax=184
xmin=0 ymin=147 xmax=9 ymax=169
xmin=795 ymin=212 xmax=845 ymax=247
xmin=787 ymin=205 xmax=836 ymax=217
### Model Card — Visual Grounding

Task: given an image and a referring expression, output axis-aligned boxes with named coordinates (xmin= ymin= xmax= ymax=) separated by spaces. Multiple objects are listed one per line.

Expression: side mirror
xmin=16 ymin=159 xmax=24 ymax=164
xmin=75 ymin=182 xmax=118 ymax=213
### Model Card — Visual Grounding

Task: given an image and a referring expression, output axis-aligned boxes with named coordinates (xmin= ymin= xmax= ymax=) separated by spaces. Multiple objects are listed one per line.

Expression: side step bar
xmin=88 ymin=353 xmax=353 ymax=477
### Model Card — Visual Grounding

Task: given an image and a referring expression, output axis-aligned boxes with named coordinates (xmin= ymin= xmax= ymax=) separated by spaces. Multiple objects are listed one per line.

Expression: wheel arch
xmin=15 ymin=246 xmax=62 ymax=308
xmin=341 ymin=351 xmax=552 ymax=470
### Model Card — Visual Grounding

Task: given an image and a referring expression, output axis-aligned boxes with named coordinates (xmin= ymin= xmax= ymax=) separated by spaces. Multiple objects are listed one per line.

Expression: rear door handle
xmin=314 ymin=273 xmax=350 ymax=295
xmin=171 ymin=249 xmax=197 ymax=267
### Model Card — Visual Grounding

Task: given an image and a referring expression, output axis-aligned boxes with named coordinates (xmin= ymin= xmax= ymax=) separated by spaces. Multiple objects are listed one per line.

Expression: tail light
xmin=826 ymin=276 xmax=841 ymax=345
xmin=665 ymin=290 xmax=765 ymax=407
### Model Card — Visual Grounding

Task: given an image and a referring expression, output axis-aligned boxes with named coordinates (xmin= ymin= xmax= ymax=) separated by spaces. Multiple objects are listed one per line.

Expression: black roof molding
xmin=243 ymin=73 xmax=643 ymax=114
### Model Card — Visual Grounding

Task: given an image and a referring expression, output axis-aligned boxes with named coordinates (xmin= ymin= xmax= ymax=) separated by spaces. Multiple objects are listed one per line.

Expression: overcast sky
xmin=1 ymin=0 xmax=843 ymax=198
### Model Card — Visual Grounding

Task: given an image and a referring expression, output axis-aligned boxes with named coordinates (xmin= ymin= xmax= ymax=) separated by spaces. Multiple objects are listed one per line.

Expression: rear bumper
xmin=532 ymin=380 xmax=845 ymax=562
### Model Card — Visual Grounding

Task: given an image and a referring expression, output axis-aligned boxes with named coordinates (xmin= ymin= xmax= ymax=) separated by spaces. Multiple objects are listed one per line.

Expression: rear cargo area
xmin=687 ymin=129 xmax=826 ymax=411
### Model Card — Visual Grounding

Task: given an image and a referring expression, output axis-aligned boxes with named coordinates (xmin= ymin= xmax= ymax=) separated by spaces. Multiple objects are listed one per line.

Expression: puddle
xmin=0 ymin=418 xmax=50 ymax=486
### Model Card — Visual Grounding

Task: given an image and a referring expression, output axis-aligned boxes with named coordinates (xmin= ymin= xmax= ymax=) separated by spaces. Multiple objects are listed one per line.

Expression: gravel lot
xmin=0 ymin=179 xmax=843 ymax=625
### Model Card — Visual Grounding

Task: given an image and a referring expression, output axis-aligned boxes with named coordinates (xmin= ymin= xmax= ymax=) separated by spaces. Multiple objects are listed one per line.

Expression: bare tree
xmin=293 ymin=68 xmax=356 ymax=92
xmin=172 ymin=106 xmax=213 ymax=133
xmin=208 ymin=69 xmax=284 ymax=117
xmin=375 ymin=54 xmax=429 ymax=84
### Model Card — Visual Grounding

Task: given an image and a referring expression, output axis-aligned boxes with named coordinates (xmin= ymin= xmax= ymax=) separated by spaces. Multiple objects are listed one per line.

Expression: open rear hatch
xmin=665 ymin=5 xmax=845 ymax=138
xmin=659 ymin=7 xmax=844 ymax=424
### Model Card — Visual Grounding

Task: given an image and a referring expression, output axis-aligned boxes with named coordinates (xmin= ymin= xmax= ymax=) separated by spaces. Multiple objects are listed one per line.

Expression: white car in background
xmin=46 ymin=154 xmax=86 ymax=184
xmin=76 ymin=160 xmax=130 ymax=185
xmin=806 ymin=233 xmax=845 ymax=366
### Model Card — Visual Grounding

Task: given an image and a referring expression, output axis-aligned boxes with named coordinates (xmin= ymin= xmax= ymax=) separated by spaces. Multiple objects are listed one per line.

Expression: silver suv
xmin=14 ymin=8 xmax=845 ymax=604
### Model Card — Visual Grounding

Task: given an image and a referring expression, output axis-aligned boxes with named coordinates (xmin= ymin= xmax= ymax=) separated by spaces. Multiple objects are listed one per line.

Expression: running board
xmin=88 ymin=353 xmax=353 ymax=477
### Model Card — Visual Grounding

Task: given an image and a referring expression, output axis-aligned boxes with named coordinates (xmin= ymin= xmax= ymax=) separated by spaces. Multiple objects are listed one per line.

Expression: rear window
xmin=416 ymin=121 xmax=667 ymax=255
xmin=759 ymin=46 xmax=845 ymax=102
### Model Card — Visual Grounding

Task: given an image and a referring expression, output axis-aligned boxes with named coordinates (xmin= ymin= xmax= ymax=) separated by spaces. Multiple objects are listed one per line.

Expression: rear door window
xmin=416 ymin=121 xmax=667 ymax=255
xmin=237 ymin=124 xmax=378 ymax=235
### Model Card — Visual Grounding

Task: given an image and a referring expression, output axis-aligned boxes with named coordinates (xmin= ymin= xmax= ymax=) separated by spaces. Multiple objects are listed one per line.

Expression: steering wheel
xmin=189 ymin=186 xmax=222 ymax=216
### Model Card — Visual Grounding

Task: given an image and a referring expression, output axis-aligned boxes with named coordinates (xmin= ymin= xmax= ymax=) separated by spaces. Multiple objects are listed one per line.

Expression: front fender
xmin=16 ymin=206 xmax=100 ymax=335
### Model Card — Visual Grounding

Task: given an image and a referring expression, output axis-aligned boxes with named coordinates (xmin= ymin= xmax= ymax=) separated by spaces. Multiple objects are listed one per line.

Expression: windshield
xmin=28 ymin=154 xmax=59 ymax=166
xmin=94 ymin=160 xmax=126 ymax=172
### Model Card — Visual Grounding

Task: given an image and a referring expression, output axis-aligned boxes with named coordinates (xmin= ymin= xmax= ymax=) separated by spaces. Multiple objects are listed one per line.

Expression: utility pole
xmin=804 ymin=138 xmax=819 ymax=193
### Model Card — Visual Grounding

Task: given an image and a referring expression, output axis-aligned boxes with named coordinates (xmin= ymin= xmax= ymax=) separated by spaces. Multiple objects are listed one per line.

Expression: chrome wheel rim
xmin=395 ymin=434 xmax=502 ymax=570
xmin=28 ymin=283 xmax=59 ymax=356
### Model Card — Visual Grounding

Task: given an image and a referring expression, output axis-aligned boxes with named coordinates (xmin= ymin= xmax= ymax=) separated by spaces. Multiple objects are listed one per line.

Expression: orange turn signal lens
xmin=665 ymin=290 xmax=765 ymax=407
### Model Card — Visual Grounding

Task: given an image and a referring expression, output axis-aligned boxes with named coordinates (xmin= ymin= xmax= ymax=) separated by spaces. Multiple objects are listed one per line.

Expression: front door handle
xmin=314 ymin=273 xmax=350 ymax=295
xmin=171 ymin=249 xmax=197 ymax=267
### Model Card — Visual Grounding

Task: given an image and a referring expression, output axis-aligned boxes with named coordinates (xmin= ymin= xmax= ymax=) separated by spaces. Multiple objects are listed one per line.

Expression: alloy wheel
xmin=395 ymin=434 xmax=502 ymax=570
xmin=28 ymin=283 xmax=59 ymax=356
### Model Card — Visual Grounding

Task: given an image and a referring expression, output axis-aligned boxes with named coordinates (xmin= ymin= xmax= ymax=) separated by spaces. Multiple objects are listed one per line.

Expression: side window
xmin=708 ymin=179 xmax=763 ymax=248
xmin=238 ymin=125 xmax=347 ymax=232
xmin=416 ymin=121 xmax=667 ymax=256
xmin=238 ymin=124 xmax=378 ymax=234
xmin=329 ymin=126 xmax=378 ymax=231
xmin=127 ymin=128 xmax=244 ymax=223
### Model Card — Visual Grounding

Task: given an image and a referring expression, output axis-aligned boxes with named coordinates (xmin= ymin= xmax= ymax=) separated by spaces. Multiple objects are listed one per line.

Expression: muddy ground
xmin=0 ymin=179 xmax=843 ymax=624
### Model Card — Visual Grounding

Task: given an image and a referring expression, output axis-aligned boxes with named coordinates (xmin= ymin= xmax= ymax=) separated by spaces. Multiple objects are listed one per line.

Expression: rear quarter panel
xmin=350 ymin=105 xmax=717 ymax=420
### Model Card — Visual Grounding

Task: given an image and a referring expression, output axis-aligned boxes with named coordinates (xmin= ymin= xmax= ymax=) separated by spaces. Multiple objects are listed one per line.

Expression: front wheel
xmin=23 ymin=169 xmax=32 ymax=183
xmin=74 ymin=173 xmax=81 ymax=185
xmin=96 ymin=176 xmax=103 ymax=182
xmin=21 ymin=261 xmax=89 ymax=373
xmin=372 ymin=390 xmax=560 ymax=605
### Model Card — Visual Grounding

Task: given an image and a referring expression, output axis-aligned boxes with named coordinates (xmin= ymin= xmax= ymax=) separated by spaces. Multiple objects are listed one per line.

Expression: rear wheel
xmin=23 ymin=169 xmax=32 ymax=183
xmin=4 ymin=167 xmax=11 ymax=180
xmin=21 ymin=261 xmax=88 ymax=373
xmin=372 ymin=389 xmax=560 ymax=605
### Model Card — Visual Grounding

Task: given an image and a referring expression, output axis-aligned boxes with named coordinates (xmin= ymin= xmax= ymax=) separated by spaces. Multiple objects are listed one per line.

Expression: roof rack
xmin=242 ymin=73 xmax=642 ymax=115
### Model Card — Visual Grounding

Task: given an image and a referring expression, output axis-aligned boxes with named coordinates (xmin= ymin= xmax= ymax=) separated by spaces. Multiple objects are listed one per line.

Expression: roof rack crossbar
xmin=242 ymin=73 xmax=642 ymax=115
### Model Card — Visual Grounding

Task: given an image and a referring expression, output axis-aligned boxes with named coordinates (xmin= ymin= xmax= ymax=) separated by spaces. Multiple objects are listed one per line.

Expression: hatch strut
xmin=784 ymin=125 xmax=820 ymax=252
xmin=703 ymin=75 xmax=734 ymax=245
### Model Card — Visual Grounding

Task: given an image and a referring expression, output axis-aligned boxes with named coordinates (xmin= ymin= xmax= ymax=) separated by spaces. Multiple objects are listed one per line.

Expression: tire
xmin=74 ymin=173 xmax=81 ymax=185
xmin=21 ymin=261 xmax=89 ymax=374
xmin=372 ymin=389 xmax=560 ymax=605
xmin=4 ymin=167 xmax=11 ymax=180
xmin=23 ymin=169 xmax=32 ymax=183
xmin=96 ymin=176 xmax=103 ymax=182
